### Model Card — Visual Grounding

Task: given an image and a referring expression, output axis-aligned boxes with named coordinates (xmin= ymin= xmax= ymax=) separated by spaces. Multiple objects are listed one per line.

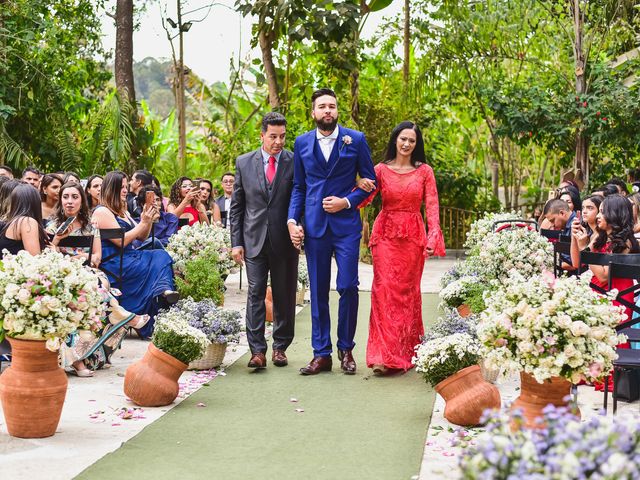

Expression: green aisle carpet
xmin=77 ymin=293 xmax=437 ymax=480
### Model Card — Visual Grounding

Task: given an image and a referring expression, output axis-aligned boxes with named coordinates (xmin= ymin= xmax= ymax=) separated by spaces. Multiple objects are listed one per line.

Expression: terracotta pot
xmin=435 ymin=364 xmax=501 ymax=426
xmin=0 ymin=338 xmax=68 ymax=438
xmin=457 ymin=304 xmax=472 ymax=318
xmin=511 ymin=372 xmax=580 ymax=429
xmin=265 ymin=286 xmax=273 ymax=323
xmin=124 ymin=343 xmax=188 ymax=407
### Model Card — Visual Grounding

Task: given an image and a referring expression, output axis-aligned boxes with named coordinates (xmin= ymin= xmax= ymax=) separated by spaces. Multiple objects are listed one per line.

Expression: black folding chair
xmin=552 ymin=236 xmax=572 ymax=277
xmin=56 ymin=235 xmax=95 ymax=266
xmin=0 ymin=338 xmax=11 ymax=369
xmin=540 ymin=228 xmax=561 ymax=240
xmin=178 ymin=218 xmax=189 ymax=228
xmin=99 ymin=228 xmax=125 ymax=290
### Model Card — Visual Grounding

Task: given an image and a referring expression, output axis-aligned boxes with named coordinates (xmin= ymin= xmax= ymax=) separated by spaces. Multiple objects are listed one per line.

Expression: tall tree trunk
xmin=572 ymin=0 xmax=589 ymax=186
xmin=177 ymin=0 xmax=186 ymax=174
xmin=403 ymin=0 xmax=410 ymax=89
xmin=114 ymin=0 xmax=135 ymax=105
xmin=114 ymin=0 xmax=137 ymax=171
xmin=259 ymin=30 xmax=280 ymax=110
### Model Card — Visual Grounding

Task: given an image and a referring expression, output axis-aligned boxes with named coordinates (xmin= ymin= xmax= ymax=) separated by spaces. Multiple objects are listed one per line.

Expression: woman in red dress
xmin=359 ymin=122 xmax=446 ymax=375
xmin=167 ymin=176 xmax=210 ymax=227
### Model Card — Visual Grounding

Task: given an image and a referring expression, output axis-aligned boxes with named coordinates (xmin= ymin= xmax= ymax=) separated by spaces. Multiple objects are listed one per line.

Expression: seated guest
xmin=196 ymin=178 xmax=222 ymax=225
xmin=167 ymin=176 xmax=209 ymax=226
xmin=85 ymin=174 xmax=103 ymax=211
xmin=21 ymin=166 xmax=41 ymax=189
xmin=0 ymin=165 xmax=13 ymax=178
xmin=0 ymin=183 xmax=49 ymax=258
xmin=127 ymin=169 xmax=153 ymax=218
xmin=543 ymin=198 xmax=576 ymax=272
xmin=40 ymin=173 xmax=64 ymax=221
xmin=591 ymin=184 xmax=619 ymax=197
xmin=0 ymin=179 xmax=21 ymax=221
xmin=47 ymin=182 xmax=149 ymax=376
xmin=63 ymin=171 xmax=81 ymax=185
xmin=558 ymin=185 xmax=582 ymax=213
xmin=216 ymin=172 xmax=235 ymax=228
xmin=608 ymin=177 xmax=629 ymax=196
xmin=92 ymin=171 xmax=178 ymax=338
xmin=134 ymin=186 xmax=179 ymax=247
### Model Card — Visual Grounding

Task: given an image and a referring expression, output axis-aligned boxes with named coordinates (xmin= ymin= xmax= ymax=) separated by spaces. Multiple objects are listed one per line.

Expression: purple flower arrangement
xmin=422 ymin=308 xmax=478 ymax=343
xmin=459 ymin=405 xmax=640 ymax=479
xmin=173 ymin=298 xmax=242 ymax=345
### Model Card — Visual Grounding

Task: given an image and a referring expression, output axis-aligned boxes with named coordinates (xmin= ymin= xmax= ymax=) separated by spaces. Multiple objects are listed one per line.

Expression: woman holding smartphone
xmin=47 ymin=182 xmax=149 ymax=376
xmin=167 ymin=176 xmax=210 ymax=226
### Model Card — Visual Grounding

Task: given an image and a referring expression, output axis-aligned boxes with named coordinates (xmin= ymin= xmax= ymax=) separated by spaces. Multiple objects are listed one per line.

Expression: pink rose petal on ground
xmin=196 ymin=402 xmax=206 ymax=407
xmin=295 ymin=408 xmax=304 ymax=413
xmin=442 ymin=452 xmax=455 ymax=457
xmin=111 ymin=423 xmax=121 ymax=426
xmin=290 ymin=398 xmax=298 ymax=403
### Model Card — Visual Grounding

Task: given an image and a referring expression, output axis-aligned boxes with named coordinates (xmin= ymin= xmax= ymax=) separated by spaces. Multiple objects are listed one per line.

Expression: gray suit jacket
xmin=230 ymin=148 xmax=297 ymax=259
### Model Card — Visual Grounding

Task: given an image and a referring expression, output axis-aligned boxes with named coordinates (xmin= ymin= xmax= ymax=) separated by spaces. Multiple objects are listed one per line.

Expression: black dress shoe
xmin=338 ymin=349 xmax=356 ymax=375
xmin=299 ymin=356 xmax=332 ymax=375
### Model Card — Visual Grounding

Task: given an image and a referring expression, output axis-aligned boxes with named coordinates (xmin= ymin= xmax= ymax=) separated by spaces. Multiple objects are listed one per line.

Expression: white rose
xmin=569 ymin=321 xmax=590 ymax=337
xmin=17 ymin=288 xmax=31 ymax=304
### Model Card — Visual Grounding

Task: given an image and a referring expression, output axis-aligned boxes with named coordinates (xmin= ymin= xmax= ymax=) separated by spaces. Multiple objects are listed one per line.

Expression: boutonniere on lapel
xmin=340 ymin=135 xmax=353 ymax=152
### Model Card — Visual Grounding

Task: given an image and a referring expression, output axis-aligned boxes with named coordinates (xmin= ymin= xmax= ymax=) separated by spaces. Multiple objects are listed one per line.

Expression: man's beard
xmin=315 ymin=116 xmax=338 ymax=132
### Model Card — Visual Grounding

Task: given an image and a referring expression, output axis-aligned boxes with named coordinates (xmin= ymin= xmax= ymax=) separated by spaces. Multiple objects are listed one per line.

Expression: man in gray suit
xmin=230 ymin=112 xmax=299 ymax=369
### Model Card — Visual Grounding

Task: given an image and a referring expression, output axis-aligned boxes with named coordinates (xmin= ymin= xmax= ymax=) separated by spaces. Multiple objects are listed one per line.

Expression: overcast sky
xmin=100 ymin=0 xmax=403 ymax=84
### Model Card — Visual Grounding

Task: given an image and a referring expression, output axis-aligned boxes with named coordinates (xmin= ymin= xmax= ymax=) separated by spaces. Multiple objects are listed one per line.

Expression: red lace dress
xmin=359 ymin=163 xmax=446 ymax=370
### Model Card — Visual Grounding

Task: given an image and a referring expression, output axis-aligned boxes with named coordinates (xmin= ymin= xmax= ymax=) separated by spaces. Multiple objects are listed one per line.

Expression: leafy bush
xmin=175 ymin=255 xmax=225 ymax=304
xmin=151 ymin=310 xmax=208 ymax=364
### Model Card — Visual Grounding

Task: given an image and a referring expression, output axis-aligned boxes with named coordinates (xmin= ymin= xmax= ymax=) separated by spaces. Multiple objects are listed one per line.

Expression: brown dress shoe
xmin=338 ymin=350 xmax=356 ymax=375
xmin=272 ymin=349 xmax=288 ymax=367
xmin=248 ymin=352 xmax=267 ymax=369
xmin=299 ymin=356 xmax=332 ymax=375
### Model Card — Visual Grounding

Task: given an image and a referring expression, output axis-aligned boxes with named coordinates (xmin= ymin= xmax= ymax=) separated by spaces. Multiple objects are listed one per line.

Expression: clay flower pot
xmin=456 ymin=304 xmax=472 ymax=318
xmin=265 ymin=286 xmax=274 ymax=323
xmin=511 ymin=372 xmax=580 ymax=429
xmin=124 ymin=343 xmax=188 ymax=407
xmin=0 ymin=338 xmax=68 ymax=438
xmin=435 ymin=364 xmax=501 ymax=426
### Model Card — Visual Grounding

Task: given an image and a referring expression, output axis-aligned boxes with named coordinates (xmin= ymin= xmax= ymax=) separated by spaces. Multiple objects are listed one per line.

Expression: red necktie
xmin=266 ymin=156 xmax=276 ymax=184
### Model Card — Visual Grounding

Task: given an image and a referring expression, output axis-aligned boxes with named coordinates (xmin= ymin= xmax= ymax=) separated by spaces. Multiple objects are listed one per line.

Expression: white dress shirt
xmin=316 ymin=126 xmax=339 ymax=162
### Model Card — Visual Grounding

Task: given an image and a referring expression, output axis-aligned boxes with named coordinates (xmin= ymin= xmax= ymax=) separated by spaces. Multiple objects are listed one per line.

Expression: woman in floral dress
xmin=359 ymin=122 xmax=446 ymax=374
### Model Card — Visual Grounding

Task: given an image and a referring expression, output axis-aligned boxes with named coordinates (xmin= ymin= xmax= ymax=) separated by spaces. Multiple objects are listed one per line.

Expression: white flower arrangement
xmin=464 ymin=211 xmax=522 ymax=252
xmin=439 ymin=275 xmax=483 ymax=309
xmin=412 ymin=333 xmax=481 ymax=386
xmin=465 ymin=225 xmax=553 ymax=283
xmin=0 ymin=250 xmax=105 ymax=351
xmin=151 ymin=309 xmax=209 ymax=364
xmin=477 ymin=270 xmax=626 ymax=384
xmin=166 ymin=223 xmax=237 ymax=276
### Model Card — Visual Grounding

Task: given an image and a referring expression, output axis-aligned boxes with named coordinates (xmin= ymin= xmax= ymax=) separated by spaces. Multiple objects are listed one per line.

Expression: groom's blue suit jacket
xmin=288 ymin=126 xmax=376 ymax=238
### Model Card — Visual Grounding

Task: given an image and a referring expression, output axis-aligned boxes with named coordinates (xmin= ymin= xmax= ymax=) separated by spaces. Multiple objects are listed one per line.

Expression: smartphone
xmin=55 ymin=216 xmax=75 ymax=236
xmin=145 ymin=190 xmax=155 ymax=207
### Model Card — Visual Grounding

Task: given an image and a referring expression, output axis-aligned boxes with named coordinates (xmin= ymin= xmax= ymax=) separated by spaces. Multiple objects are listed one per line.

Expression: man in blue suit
xmin=287 ymin=88 xmax=376 ymax=375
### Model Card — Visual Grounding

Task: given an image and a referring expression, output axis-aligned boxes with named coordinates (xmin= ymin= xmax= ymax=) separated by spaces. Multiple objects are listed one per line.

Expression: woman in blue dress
xmin=91 ymin=171 xmax=178 ymax=338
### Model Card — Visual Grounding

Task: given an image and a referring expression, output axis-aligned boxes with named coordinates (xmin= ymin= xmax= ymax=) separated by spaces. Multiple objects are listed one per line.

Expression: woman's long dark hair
xmin=593 ymin=194 xmax=640 ymax=254
xmin=559 ymin=185 xmax=582 ymax=212
xmin=54 ymin=183 xmax=91 ymax=230
xmin=169 ymin=176 xmax=192 ymax=207
xmin=1 ymin=183 xmax=49 ymax=249
xmin=384 ymin=121 xmax=426 ymax=167
xmin=39 ymin=173 xmax=63 ymax=202
xmin=85 ymin=174 xmax=103 ymax=210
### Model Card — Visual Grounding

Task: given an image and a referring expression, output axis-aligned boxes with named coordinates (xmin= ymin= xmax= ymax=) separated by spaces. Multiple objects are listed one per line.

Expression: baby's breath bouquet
xmin=464 ymin=211 xmax=521 ymax=252
xmin=167 ymin=223 xmax=236 ymax=276
xmin=0 ymin=250 xmax=105 ymax=351
xmin=151 ymin=309 xmax=208 ymax=364
xmin=466 ymin=225 xmax=553 ymax=283
xmin=297 ymin=256 xmax=309 ymax=291
xmin=413 ymin=333 xmax=481 ymax=386
xmin=478 ymin=271 xmax=626 ymax=384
